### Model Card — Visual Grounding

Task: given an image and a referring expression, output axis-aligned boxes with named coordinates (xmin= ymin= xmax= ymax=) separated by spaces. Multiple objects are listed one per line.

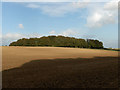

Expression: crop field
xmin=2 ymin=46 xmax=119 ymax=88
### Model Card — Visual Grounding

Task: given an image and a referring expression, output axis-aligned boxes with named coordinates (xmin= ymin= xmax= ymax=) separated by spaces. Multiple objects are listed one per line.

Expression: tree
xmin=9 ymin=35 xmax=104 ymax=49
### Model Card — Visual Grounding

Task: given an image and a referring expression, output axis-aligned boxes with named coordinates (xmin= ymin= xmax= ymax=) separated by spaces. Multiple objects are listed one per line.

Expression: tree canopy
xmin=9 ymin=35 xmax=103 ymax=49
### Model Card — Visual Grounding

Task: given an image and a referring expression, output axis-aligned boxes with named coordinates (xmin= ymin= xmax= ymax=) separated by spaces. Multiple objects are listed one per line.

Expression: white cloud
xmin=19 ymin=24 xmax=24 ymax=29
xmin=1 ymin=33 xmax=42 ymax=46
xmin=72 ymin=0 xmax=90 ymax=8
xmin=82 ymin=34 xmax=97 ymax=39
xmin=3 ymin=33 xmax=23 ymax=39
xmin=25 ymin=2 xmax=88 ymax=16
xmin=104 ymin=0 xmax=118 ymax=10
xmin=3 ymin=0 xmax=73 ymax=2
xmin=0 ymin=34 xmax=2 ymax=39
xmin=60 ymin=29 xmax=78 ymax=36
xmin=104 ymin=39 xmax=118 ymax=48
xmin=49 ymin=30 xmax=56 ymax=35
xmin=25 ymin=1 xmax=118 ymax=28
xmin=49 ymin=29 xmax=79 ymax=36
xmin=26 ymin=33 xmax=42 ymax=38
xmin=86 ymin=1 xmax=118 ymax=28
xmin=3 ymin=0 xmax=117 ymax=2
xmin=87 ymin=11 xmax=116 ymax=28
xmin=2 ymin=33 xmax=23 ymax=46
xmin=26 ymin=3 xmax=40 ymax=8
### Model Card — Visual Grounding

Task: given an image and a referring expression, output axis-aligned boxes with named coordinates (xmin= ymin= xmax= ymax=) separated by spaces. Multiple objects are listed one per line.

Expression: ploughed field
xmin=2 ymin=46 xmax=119 ymax=88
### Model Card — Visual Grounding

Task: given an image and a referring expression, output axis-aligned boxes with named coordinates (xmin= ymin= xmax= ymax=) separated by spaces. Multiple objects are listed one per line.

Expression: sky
xmin=1 ymin=0 xmax=118 ymax=48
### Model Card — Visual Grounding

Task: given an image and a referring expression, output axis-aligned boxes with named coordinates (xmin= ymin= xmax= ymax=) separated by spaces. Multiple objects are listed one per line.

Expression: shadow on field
xmin=2 ymin=57 xmax=119 ymax=88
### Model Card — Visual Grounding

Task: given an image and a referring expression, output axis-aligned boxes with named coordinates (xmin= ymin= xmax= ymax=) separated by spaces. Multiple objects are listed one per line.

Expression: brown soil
xmin=1 ymin=46 xmax=119 ymax=88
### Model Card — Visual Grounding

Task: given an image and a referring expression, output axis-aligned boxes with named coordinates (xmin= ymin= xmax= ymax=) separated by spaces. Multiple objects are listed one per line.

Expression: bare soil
xmin=2 ymin=46 xmax=118 ymax=70
xmin=1 ymin=46 xmax=119 ymax=88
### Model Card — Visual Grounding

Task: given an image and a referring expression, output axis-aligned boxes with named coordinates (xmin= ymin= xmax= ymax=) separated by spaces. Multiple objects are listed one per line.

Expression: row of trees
xmin=9 ymin=35 xmax=103 ymax=49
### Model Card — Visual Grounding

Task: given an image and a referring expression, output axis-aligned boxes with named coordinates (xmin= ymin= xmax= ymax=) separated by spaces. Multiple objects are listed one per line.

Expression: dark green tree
xmin=9 ymin=35 xmax=104 ymax=49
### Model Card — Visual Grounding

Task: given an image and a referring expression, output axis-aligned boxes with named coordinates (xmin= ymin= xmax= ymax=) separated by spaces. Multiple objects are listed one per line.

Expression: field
xmin=2 ymin=46 xmax=119 ymax=88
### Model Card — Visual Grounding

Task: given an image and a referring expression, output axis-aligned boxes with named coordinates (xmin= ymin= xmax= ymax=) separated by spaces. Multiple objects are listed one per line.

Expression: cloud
xmin=1 ymin=33 xmax=23 ymax=46
xmin=82 ymin=34 xmax=97 ymax=39
xmin=25 ymin=2 xmax=88 ymax=16
xmin=25 ymin=1 xmax=118 ymax=28
xmin=3 ymin=33 xmax=23 ymax=39
xmin=49 ymin=29 xmax=79 ymax=36
xmin=86 ymin=1 xmax=118 ymax=28
xmin=1 ymin=33 xmax=42 ymax=46
xmin=26 ymin=33 xmax=42 ymax=38
xmin=86 ymin=11 xmax=116 ymax=28
xmin=104 ymin=39 xmax=118 ymax=48
xmin=3 ymin=0 xmax=72 ymax=2
xmin=104 ymin=0 xmax=118 ymax=11
xmin=26 ymin=3 xmax=40 ymax=8
xmin=61 ymin=29 xmax=78 ymax=36
xmin=58 ymin=29 xmax=78 ymax=36
xmin=3 ymin=0 xmax=117 ymax=2
xmin=19 ymin=24 xmax=24 ymax=29
xmin=49 ymin=30 xmax=56 ymax=35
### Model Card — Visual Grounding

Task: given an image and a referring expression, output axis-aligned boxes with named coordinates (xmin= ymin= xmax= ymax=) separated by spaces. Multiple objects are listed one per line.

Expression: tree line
xmin=9 ymin=35 xmax=103 ymax=49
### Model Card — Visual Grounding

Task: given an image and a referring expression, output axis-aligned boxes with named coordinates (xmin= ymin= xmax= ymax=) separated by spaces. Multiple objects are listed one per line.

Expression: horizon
xmin=1 ymin=1 xmax=118 ymax=48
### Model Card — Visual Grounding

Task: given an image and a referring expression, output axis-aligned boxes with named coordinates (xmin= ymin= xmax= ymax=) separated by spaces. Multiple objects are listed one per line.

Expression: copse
xmin=9 ymin=35 xmax=103 ymax=49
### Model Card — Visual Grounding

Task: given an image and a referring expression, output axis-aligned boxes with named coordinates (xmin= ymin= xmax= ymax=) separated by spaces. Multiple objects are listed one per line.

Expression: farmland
xmin=2 ymin=46 xmax=118 ymax=88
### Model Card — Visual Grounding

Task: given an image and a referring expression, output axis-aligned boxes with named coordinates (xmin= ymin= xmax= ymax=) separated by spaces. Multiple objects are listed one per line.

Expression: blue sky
xmin=1 ymin=1 xmax=118 ymax=48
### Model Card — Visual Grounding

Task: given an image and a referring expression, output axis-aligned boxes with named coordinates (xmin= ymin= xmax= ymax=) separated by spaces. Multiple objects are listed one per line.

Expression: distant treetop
xmin=9 ymin=35 xmax=103 ymax=49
